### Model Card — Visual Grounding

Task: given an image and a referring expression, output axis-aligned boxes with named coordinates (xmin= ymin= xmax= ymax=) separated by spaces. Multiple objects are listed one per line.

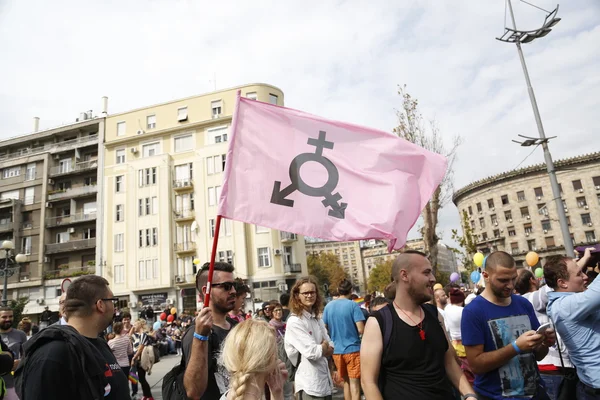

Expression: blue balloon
xmin=483 ymin=255 xmax=489 ymax=270
xmin=470 ymin=271 xmax=481 ymax=283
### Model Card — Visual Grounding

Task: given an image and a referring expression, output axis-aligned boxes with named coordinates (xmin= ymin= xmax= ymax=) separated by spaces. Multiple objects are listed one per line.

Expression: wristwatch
xmin=462 ymin=394 xmax=478 ymax=400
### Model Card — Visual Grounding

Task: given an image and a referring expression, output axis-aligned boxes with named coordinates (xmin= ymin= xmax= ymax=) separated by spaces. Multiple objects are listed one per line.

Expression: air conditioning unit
xmin=130 ymin=147 xmax=138 ymax=154
xmin=20 ymin=276 xmax=30 ymax=282
xmin=136 ymin=129 xmax=145 ymax=135
xmin=536 ymin=196 xmax=542 ymax=201
xmin=53 ymin=154 xmax=60 ymax=160
xmin=588 ymin=222 xmax=593 ymax=227
xmin=526 ymin=232 xmax=530 ymax=237
xmin=48 ymin=179 xmax=54 ymax=185
xmin=274 ymin=249 xmax=281 ymax=256
xmin=36 ymin=298 xmax=45 ymax=305
xmin=46 ymin=202 xmax=53 ymax=208
xmin=494 ymin=222 xmax=498 ymax=226
xmin=175 ymin=276 xmax=185 ymax=283
xmin=212 ymin=114 xmax=221 ymax=119
xmin=596 ymin=185 xmax=600 ymax=190
xmin=68 ymin=227 xmax=75 ymax=234
xmin=585 ymin=205 xmax=589 ymax=210
xmin=509 ymin=218 xmax=513 ymax=223
xmin=128 ymin=302 xmax=137 ymax=309
xmin=565 ymin=208 xmax=568 ymax=212
xmin=579 ymin=188 xmax=584 ymax=193
xmin=44 ymin=256 xmax=50 ymax=263
xmin=166 ymin=298 xmax=174 ymax=305
xmin=543 ymin=230 xmax=548 ymax=234
xmin=526 ymin=215 xmax=530 ymax=220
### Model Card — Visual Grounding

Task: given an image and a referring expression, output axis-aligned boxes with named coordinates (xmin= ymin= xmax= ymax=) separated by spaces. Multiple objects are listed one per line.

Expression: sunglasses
xmin=211 ymin=281 xmax=236 ymax=291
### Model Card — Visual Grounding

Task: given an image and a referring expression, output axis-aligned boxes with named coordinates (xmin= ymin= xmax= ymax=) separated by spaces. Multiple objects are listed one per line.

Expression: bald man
xmin=434 ymin=289 xmax=448 ymax=318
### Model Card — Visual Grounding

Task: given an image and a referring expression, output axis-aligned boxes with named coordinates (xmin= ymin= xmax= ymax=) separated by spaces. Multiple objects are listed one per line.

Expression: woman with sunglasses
xmin=284 ymin=276 xmax=335 ymax=400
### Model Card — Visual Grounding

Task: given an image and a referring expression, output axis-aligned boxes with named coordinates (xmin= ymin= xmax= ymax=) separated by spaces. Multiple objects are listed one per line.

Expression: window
xmin=174 ymin=134 xmax=193 ymax=152
xmin=476 ymin=203 xmax=482 ymax=212
xmin=537 ymin=203 xmax=548 ymax=216
xmin=152 ymin=196 xmax=158 ymax=214
xmin=152 ymin=228 xmax=158 ymax=246
xmin=117 ymin=122 xmax=126 ymax=136
xmin=520 ymin=207 xmax=530 ymax=218
xmin=143 ymin=197 xmax=150 ymax=215
xmin=256 ymin=225 xmax=269 ymax=233
xmin=208 ymin=187 xmax=216 ymax=206
xmin=24 ymin=187 xmax=34 ymax=205
xmin=563 ymin=199 xmax=568 ymax=211
xmin=493 ymin=229 xmax=500 ymax=238
xmin=258 ymin=247 xmax=271 ymax=267
xmin=597 ymin=194 xmax=600 ymax=205
xmin=114 ymin=234 xmax=124 ymax=252
xmin=505 ymin=210 xmax=512 ymax=221
xmin=216 ymin=186 xmax=221 ymax=204
xmin=140 ymin=167 xmax=158 ymax=186
xmin=517 ymin=191 xmax=526 ymax=201
xmin=593 ymin=176 xmax=600 ymax=188
xmin=581 ymin=213 xmax=592 ymax=225
xmin=115 ymin=176 xmax=123 ymax=192
xmin=2 ymin=166 xmax=20 ymax=179
xmin=145 ymin=229 xmax=151 ymax=247
xmin=138 ymin=230 xmax=143 ymax=248
xmin=576 ymin=196 xmax=587 ymax=208
xmin=545 ymin=236 xmax=556 ymax=247
xmin=206 ymin=157 xmax=214 ymax=175
xmin=468 ymin=206 xmax=473 ymax=216
xmin=487 ymin=199 xmax=494 ymax=209
xmin=175 ymin=163 xmax=192 ymax=183
xmin=114 ymin=265 xmax=124 ymax=284
xmin=501 ymin=195 xmax=509 ymax=205
xmin=524 ymin=223 xmax=533 ymax=234
xmin=146 ymin=115 xmax=156 ymax=130
xmin=572 ymin=180 xmax=583 ymax=191
xmin=470 ymin=220 xmax=475 ymax=229
xmin=218 ymin=251 xmax=226 ymax=262
xmin=139 ymin=261 xmax=145 ymax=280
xmin=177 ymin=107 xmax=188 ymax=122
xmin=567 ymin=216 xmax=571 ymax=226
xmin=153 ymin=259 xmax=158 ymax=278
xmin=586 ymin=231 xmax=597 ymax=242
xmin=534 ymin=187 xmax=544 ymax=198
xmin=22 ymin=236 xmax=32 ymax=255
xmin=116 ymin=149 xmax=125 ymax=164
xmin=541 ymin=220 xmax=552 ymax=231
xmin=209 ymin=219 xmax=215 ymax=238
xmin=83 ymin=228 xmax=96 ymax=239
xmin=510 ymin=241 xmax=518 ymax=253
xmin=138 ymin=199 xmax=143 ymax=216
xmin=527 ymin=239 xmax=537 ymax=251
xmin=211 ymin=100 xmax=222 ymax=117
xmin=116 ymin=204 xmax=124 ymax=221
xmin=226 ymin=250 xmax=233 ymax=264
xmin=558 ymin=183 xmax=563 ymax=194
xmin=246 ymin=92 xmax=257 ymax=100
xmin=208 ymin=127 xmax=228 ymax=144
xmin=490 ymin=214 xmax=498 ymax=225
xmin=85 ymin=176 xmax=97 ymax=186
xmin=482 ymin=232 xmax=488 ymax=241
xmin=571 ymin=233 xmax=575 ymax=244
xmin=479 ymin=217 xmax=485 ymax=228
xmin=25 ymin=163 xmax=36 ymax=181
xmin=190 ymin=193 xmax=195 ymax=210
xmin=222 ymin=218 xmax=232 ymax=236
xmin=142 ymin=142 xmax=160 ymax=157
xmin=269 ymin=94 xmax=278 ymax=105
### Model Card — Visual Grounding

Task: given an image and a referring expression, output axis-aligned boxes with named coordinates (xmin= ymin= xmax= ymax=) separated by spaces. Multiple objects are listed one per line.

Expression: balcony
xmin=174 ymin=242 xmax=196 ymax=255
xmin=49 ymin=159 xmax=99 ymax=177
xmin=47 ymin=185 xmax=97 ymax=201
xmin=173 ymin=179 xmax=193 ymax=192
xmin=46 ymin=212 xmax=97 ymax=227
xmin=280 ymin=232 xmax=298 ymax=243
xmin=284 ymin=263 xmax=302 ymax=274
xmin=174 ymin=208 xmax=195 ymax=222
xmin=50 ymin=135 xmax=98 ymax=153
xmin=43 ymin=265 xmax=95 ymax=280
xmin=0 ymin=222 xmax=13 ymax=233
xmin=45 ymin=238 xmax=96 ymax=254
xmin=175 ymin=274 xmax=196 ymax=285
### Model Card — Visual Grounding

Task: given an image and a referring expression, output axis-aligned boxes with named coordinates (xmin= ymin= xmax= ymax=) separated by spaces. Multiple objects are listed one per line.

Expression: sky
xmin=1 ymin=0 xmax=598 ymax=249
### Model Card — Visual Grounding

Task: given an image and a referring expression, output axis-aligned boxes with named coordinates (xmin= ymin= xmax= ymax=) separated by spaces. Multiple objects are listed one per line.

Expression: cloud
xmin=1 ymin=0 xmax=598 ymax=248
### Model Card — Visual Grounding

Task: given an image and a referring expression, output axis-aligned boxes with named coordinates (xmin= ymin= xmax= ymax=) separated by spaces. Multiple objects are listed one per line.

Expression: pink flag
xmin=218 ymin=94 xmax=447 ymax=251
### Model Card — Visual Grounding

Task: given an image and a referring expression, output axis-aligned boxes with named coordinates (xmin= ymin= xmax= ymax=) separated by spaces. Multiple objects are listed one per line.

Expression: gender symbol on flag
xmin=270 ymin=130 xmax=347 ymax=219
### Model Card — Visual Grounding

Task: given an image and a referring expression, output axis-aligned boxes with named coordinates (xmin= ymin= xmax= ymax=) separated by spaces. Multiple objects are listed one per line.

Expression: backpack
xmin=277 ymin=338 xmax=300 ymax=382
xmin=161 ymin=327 xmax=191 ymax=400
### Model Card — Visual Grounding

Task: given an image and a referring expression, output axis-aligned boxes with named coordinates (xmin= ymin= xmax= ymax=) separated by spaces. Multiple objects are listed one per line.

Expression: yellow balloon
xmin=473 ymin=253 xmax=484 ymax=267
xmin=193 ymin=258 xmax=201 ymax=265
xmin=170 ymin=307 xmax=177 ymax=315
xmin=526 ymin=252 xmax=539 ymax=267
xmin=433 ymin=283 xmax=444 ymax=291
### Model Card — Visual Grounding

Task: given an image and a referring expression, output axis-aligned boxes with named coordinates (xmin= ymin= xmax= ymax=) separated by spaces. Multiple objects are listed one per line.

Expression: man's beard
xmin=490 ymin=283 xmax=511 ymax=299
xmin=408 ymin=284 xmax=432 ymax=304
xmin=0 ymin=322 xmax=12 ymax=330
xmin=213 ymin=297 xmax=235 ymax=314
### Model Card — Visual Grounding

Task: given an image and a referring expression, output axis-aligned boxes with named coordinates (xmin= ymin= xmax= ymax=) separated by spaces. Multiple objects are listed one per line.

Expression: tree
xmin=434 ymin=270 xmax=450 ymax=287
xmin=451 ymin=210 xmax=478 ymax=273
xmin=393 ymin=85 xmax=461 ymax=275
xmin=9 ymin=297 xmax=29 ymax=328
xmin=368 ymin=259 xmax=393 ymax=293
xmin=307 ymin=252 xmax=348 ymax=292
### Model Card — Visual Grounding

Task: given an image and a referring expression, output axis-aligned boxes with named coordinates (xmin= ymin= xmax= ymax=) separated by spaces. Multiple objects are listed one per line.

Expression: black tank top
xmin=374 ymin=303 xmax=453 ymax=400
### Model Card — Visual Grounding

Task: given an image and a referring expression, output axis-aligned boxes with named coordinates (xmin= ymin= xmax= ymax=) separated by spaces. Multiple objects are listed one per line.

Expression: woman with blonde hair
xmin=131 ymin=319 xmax=154 ymax=400
xmin=284 ymin=276 xmax=334 ymax=400
xmin=220 ymin=319 xmax=288 ymax=400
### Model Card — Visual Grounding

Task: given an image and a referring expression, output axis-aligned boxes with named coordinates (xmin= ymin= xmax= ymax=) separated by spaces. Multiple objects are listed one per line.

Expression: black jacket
xmin=14 ymin=325 xmax=108 ymax=400
xmin=0 ymin=340 xmax=14 ymax=375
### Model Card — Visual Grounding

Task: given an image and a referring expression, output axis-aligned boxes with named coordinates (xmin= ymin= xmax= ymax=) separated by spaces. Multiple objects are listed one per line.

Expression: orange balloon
xmin=526 ymin=252 xmax=539 ymax=267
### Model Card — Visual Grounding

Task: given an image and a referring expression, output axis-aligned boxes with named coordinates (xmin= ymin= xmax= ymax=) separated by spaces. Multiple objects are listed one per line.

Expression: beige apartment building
xmin=102 ymin=83 xmax=307 ymax=314
xmin=0 ymin=109 xmax=105 ymax=318
xmin=453 ymin=152 xmax=600 ymax=265
xmin=304 ymin=240 xmax=367 ymax=292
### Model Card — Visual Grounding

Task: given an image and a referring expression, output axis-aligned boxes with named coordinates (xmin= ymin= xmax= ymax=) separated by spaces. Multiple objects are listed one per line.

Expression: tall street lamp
xmin=497 ymin=2 xmax=574 ymax=257
xmin=0 ymin=240 xmax=27 ymax=307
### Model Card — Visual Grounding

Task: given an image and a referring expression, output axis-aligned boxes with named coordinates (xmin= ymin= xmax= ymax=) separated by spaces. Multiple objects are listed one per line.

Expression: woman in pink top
xmin=108 ymin=322 xmax=133 ymax=382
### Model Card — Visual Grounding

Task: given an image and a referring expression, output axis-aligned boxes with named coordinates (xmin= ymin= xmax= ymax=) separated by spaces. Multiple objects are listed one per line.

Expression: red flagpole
xmin=203 ymin=215 xmax=222 ymax=308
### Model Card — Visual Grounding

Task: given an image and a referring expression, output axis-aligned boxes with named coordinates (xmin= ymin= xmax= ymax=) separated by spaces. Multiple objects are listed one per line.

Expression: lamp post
xmin=0 ymin=240 xmax=26 ymax=307
xmin=497 ymin=2 xmax=574 ymax=257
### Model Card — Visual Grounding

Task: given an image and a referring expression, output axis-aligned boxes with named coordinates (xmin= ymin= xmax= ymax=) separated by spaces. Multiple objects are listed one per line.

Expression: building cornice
xmin=452 ymin=152 xmax=600 ymax=205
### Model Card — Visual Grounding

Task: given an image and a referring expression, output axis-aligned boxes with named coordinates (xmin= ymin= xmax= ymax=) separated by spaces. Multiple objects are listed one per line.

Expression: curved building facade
xmin=453 ymin=152 xmax=600 ymax=264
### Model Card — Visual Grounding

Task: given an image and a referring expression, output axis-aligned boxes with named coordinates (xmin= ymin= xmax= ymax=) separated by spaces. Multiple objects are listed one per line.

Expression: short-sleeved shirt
xmin=462 ymin=294 xmax=543 ymax=400
xmin=322 ymin=298 xmax=365 ymax=354
xmin=1 ymin=328 xmax=28 ymax=388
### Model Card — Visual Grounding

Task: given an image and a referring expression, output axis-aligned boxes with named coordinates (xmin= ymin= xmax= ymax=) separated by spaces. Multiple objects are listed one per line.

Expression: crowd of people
xmin=0 ymin=246 xmax=597 ymax=400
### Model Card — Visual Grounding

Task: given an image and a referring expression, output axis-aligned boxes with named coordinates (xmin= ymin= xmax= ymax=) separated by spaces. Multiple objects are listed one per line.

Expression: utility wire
xmin=513 ymin=144 xmax=540 ymax=170
xmin=519 ymin=0 xmax=551 ymax=14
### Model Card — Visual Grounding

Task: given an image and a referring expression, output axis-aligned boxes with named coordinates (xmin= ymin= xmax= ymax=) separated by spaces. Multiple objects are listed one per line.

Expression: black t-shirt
xmin=182 ymin=322 xmax=235 ymax=400
xmin=282 ymin=308 xmax=291 ymax=322
xmin=373 ymin=303 xmax=453 ymax=400
xmin=22 ymin=337 xmax=130 ymax=400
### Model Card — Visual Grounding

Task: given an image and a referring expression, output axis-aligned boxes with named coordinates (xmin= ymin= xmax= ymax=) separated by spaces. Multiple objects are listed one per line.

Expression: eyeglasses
xmin=273 ymin=309 xmax=283 ymax=313
xmin=100 ymin=298 xmax=119 ymax=305
xmin=299 ymin=291 xmax=317 ymax=297
xmin=211 ymin=281 xmax=236 ymax=291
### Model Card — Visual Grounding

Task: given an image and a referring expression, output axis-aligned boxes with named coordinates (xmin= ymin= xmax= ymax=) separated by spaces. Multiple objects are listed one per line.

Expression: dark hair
xmin=392 ymin=250 xmax=428 ymax=281
xmin=289 ymin=276 xmax=324 ymax=316
xmin=486 ymin=251 xmax=516 ymax=271
xmin=121 ymin=312 xmax=131 ymax=320
xmin=543 ymin=256 xmax=571 ymax=290
xmin=0 ymin=306 xmax=12 ymax=314
xmin=279 ymin=293 xmax=290 ymax=307
xmin=113 ymin=322 xmax=124 ymax=335
xmin=369 ymin=296 xmax=389 ymax=312
xmin=234 ymin=278 xmax=250 ymax=297
xmin=31 ymin=325 xmax=39 ymax=335
xmin=196 ymin=262 xmax=235 ymax=297
xmin=515 ymin=269 xmax=535 ymax=295
xmin=337 ymin=279 xmax=353 ymax=296
xmin=64 ymin=275 xmax=111 ymax=318
xmin=364 ymin=294 xmax=372 ymax=302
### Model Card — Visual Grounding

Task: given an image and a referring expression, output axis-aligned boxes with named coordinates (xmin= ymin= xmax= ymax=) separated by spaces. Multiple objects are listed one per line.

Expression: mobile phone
xmin=536 ymin=323 xmax=551 ymax=335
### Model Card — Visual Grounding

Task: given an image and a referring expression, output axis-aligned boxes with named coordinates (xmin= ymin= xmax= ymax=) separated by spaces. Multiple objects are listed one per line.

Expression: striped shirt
xmin=108 ymin=335 xmax=133 ymax=367
xmin=132 ymin=332 xmax=151 ymax=353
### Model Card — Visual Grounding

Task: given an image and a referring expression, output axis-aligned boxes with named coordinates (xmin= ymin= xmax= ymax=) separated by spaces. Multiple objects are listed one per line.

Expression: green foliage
xmin=451 ymin=210 xmax=478 ymax=272
xmin=368 ymin=259 xmax=393 ymax=293
xmin=307 ymin=252 xmax=348 ymax=291
xmin=9 ymin=297 xmax=29 ymax=328
xmin=435 ymin=270 xmax=450 ymax=287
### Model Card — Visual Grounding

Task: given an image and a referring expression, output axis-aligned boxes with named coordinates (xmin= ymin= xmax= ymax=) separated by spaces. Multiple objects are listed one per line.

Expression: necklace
xmin=393 ymin=301 xmax=426 ymax=341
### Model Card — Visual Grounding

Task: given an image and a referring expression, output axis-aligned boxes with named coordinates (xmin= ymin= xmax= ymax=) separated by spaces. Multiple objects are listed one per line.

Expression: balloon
xmin=470 ymin=271 xmax=481 ymax=283
xmin=526 ymin=252 xmax=539 ymax=267
xmin=193 ymin=258 xmax=201 ymax=265
xmin=433 ymin=283 xmax=444 ymax=291
xmin=450 ymin=272 xmax=460 ymax=282
xmin=167 ymin=314 xmax=175 ymax=323
xmin=170 ymin=307 xmax=177 ymax=315
xmin=473 ymin=253 xmax=484 ymax=267
xmin=535 ymin=267 xmax=544 ymax=279
xmin=160 ymin=312 xmax=167 ymax=321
